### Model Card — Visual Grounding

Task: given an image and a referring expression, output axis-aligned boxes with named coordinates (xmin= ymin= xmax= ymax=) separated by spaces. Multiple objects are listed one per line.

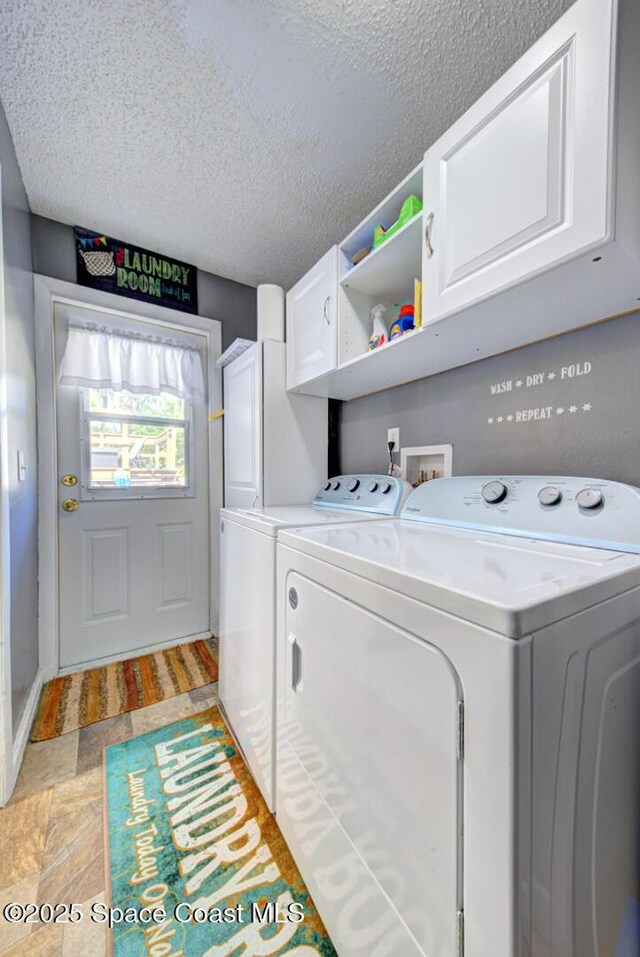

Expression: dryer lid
xmin=278 ymin=518 xmax=640 ymax=638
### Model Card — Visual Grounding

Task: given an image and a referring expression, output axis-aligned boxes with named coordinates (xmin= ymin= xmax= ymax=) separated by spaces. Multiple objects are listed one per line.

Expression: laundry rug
xmin=104 ymin=705 xmax=337 ymax=957
xmin=30 ymin=639 xmax=218 ymax=741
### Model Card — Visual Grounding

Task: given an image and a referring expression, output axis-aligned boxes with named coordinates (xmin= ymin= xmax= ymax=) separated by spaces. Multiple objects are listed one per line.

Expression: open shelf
xmin=335 ymin=161 xmax=424 ymax=367
xmin=339 ymin=161 xmax=423 ymax=262
xmin=340 ymin=213 xmax=422 ymax=300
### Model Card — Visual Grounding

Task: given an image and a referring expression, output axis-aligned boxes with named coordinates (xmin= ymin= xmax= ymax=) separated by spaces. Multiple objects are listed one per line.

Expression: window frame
xmin=78 ymin=388 xmax=195 ymax=500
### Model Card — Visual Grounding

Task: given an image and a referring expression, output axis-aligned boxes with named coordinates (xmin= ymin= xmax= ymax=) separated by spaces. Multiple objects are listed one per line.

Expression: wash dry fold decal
xmin=105 ymin=706 xmax=337 ymax=956
xmin=75 ymin=226 xmax=198 ymax=314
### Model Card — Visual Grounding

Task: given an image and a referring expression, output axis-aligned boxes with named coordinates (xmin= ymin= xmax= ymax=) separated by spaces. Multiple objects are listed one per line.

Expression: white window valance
xmin=59 ymin=324 xmax=205 ymax=400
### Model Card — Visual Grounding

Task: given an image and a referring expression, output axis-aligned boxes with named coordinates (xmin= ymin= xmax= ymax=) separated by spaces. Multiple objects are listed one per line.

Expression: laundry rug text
xmin=104 ymin=706 xmax=337 ymax=956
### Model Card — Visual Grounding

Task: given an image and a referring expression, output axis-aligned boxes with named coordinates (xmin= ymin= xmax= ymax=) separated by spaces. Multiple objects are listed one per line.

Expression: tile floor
xmin=0 ymin=679 xmax=219 ymax=956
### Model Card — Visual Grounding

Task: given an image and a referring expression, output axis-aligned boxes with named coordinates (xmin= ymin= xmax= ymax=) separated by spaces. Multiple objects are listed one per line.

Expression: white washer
xmin=276 ymin=475 xmax=640 ymax=957
xmin=219 ymin=474 xmax=411 ymax=811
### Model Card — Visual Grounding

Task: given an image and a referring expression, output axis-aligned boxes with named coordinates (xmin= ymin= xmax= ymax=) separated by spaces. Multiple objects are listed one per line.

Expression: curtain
xmin=59 ymin=323 xmax=205 ymax=399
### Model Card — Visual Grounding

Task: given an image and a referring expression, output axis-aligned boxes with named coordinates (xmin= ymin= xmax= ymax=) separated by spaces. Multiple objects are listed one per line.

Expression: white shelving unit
xmin=286 ymin=0 xmax=640 ymax=402
xmin=292 ymin=241 xmax=640 ymax=401
xmin=338 ymin=162 xmax=423 ymax=366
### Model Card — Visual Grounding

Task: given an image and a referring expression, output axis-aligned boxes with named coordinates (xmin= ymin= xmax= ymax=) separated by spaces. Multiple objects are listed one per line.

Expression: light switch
xmin=17 ymin=451 xmax=26 ymax=482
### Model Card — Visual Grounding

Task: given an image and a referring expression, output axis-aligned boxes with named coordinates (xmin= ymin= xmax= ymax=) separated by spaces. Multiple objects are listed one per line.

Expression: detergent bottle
xmin=368 ymin=303 xmax=389 ymax=351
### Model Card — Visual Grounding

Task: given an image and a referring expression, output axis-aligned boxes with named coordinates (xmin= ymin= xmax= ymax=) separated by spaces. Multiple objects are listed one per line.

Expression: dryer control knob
xmin=367 ymin=481 xmax=379 ymax=493
xmin=379 ymin=482 xmax=392 ymax=494
xmin=576 ymin=487 xmax=604 ymax=510
xmin=538 ymin=486 xmax=562 ymax=507
xmin=324 ymin=481 xmax=332 ymax=491
xmin=482 ymin=480 xmax=508 ymax=504
xmin=332 ymin=480 xmax=341 ymax=491
xmin=347 ymin=479 xmax=360 ymax=492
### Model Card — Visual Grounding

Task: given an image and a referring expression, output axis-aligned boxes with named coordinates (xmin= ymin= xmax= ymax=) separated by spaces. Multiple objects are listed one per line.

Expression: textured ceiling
xmin=0 ymin=0 xmax=573 ymax=290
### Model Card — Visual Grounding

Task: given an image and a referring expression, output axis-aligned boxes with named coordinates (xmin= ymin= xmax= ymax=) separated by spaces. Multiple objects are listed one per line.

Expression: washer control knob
xmin=379 ymin=481 xmax=392 ymax=494
xmin=332 ymin=480 xmax=341 ymax=491
xmin=482 ymin=480 xmax=508 ymax=504
xmin=538 ymin=486 xmax=562 ymax=507
xmin=347 ymin=479 xmax=360 ymax=493
xmin=324 ymin=481 xmax=332 ymax=491
xmin=576 ymin=487 xmax=604 ymax=510
xmin=367 ymin=481 xmax=379 ymax=493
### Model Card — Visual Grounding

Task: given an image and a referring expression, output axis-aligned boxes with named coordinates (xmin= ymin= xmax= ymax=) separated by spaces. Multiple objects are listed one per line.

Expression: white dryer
xmin=276 ymin=476 xmax=640 ymax=957
xmin=219 ymin=475 xmax=411 ymax=811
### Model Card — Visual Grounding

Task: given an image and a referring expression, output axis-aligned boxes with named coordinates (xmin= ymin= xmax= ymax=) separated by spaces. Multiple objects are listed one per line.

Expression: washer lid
xmin=220 ymin=505 xmax=387 ymax=537
xmin=278 ymin=520 xmax=640 ymax=637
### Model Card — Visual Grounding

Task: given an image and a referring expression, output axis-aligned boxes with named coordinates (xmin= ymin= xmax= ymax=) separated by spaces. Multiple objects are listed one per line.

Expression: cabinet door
xmin=422 ymin=0 xmax=615 ymax=324
xmin=286 ymin=246 xmax=338 ymax=390
xmin=223 ymin=342 xmax=262 ymax=508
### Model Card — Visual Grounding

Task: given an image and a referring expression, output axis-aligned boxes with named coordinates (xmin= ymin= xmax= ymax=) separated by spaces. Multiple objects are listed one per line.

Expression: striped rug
xmin=30 ymin=638 xmax=218 ymax=742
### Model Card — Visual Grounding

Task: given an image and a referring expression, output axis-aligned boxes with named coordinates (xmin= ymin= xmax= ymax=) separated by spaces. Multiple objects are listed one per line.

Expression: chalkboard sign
xmin=74 ymin=226 xmax=198 ymax=314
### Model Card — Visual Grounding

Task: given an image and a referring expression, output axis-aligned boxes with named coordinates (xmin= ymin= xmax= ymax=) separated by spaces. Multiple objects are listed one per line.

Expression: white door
xmin=54 ymin=303 xmax=210 ymax=670
xmin=223 ymin=342 xmax=262 ymax=508
xmin=286 ymin=246 xmax=338 ymax=390
xmin=422 ymin=0 xmax=614 ymax=324
xmin=278 ymin=571 xmax=462 ymax=957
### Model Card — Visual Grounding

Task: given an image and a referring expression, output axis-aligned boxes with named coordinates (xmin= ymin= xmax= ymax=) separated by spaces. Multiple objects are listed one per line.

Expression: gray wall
xmin=340 ymin=314 xmax=640 ymax=488
xmin=0 ymin=101 xmax=38 ymax=727
xmin=31 ymin=215 xmax=257 ymax=351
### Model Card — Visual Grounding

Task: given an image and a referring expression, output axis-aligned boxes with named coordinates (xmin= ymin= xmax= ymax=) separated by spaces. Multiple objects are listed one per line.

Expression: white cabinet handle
xmin=323 ymin=296 xmax=331 ymax=325
xmin=425 ymin=212 xmax=435 ymax=258
xmin=288 ymin=633 xmax=303 ymax=692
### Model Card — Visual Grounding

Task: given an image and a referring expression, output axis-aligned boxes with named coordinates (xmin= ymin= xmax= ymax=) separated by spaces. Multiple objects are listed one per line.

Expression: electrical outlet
xmin=387 ymin=427 xmax=400 ymax=450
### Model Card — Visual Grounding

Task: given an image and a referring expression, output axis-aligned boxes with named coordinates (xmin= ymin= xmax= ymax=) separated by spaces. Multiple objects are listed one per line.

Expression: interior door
xmin=286 ymin=246 xmax=338 ymax=390
xmin=279 ymin=572 xmax=462 ymax=957
xmin=223 ymin=342 xmax=263 ymax=508
xmin=55 ymin=303 xmax=210 ymax=670
xmin=422 ymin=0 xmax=614 ymax=324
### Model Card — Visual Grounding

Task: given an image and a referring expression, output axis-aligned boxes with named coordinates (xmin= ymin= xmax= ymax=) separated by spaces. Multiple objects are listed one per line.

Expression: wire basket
xmin=79 ymin=249 xmax=116 ymax=277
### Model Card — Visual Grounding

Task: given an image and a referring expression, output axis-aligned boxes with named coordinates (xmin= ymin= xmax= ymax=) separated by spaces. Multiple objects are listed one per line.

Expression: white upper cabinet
xmin=286 ymin=246 xmax=338 ymax=390
xmin=422 ymin=0 xmax=615 ymax=323
xmin=286 ymin=0 xmax=640 ymax=400
xmin=223 ymin=342 xmax=262 ymax=508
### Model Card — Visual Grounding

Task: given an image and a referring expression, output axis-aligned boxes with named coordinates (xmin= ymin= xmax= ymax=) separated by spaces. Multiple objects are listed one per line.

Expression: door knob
xmin=61 ymin=474 xmax=78 ymax=487
xmin=61 ymin=498 xmax=79 ymax=512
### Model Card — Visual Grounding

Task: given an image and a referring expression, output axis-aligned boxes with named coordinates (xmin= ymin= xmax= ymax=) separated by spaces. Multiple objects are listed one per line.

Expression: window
xmin=82 ymin=388 xmax=191 ymax=492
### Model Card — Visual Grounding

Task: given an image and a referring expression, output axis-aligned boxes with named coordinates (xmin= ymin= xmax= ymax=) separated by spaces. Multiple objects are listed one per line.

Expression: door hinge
xmin=457 ymin=701 xmax=465 ymax=761
xmin=457 ymin=910 xmax=465 ymax=957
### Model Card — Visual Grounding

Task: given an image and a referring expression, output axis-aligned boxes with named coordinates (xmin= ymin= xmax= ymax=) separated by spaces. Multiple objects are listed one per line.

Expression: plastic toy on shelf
xmin=389 ymin=303 xmax=415 ymax=340
xmin=373 ymin=194 xmax=423 ymax=249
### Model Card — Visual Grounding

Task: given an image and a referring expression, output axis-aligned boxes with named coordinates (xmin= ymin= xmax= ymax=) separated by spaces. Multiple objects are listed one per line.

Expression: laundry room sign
xmin=74 ymin=226 xmax=198 ymax=314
